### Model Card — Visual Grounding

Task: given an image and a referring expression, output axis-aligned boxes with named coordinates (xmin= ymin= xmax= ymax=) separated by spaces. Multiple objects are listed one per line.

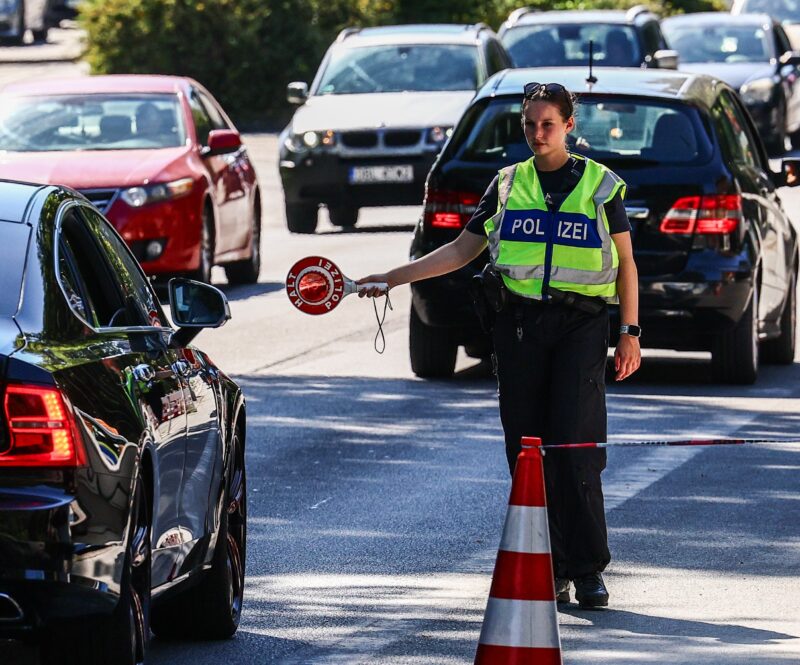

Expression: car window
xmin=197 ymin=89 xmax=229 ymax=130
xmin=0 ymin=94 xmax=186 ymax=152
xmin=0 ymin=221 xmax=29 ymax=317
xmin=740 ymin=0 xmax=800 ymax=23
xmin=58 ymin=230 xmax=100 ymax=328
xmin=662 ymin=22 xmax=774 ymax=63
xmin=188 ymin=90 xmax=213 ymax=145
xmin=453 ymin=96 xmax=713 ymax=166
xmin=501 ymin=24 xmax=642 ymax=67
xmin=78 ymin=206 xmax=167 ymax=328
xmin=316 ymin=44 xmax=480 ymax=94
xmin=713 ymin=91 xmax=761 ymax=169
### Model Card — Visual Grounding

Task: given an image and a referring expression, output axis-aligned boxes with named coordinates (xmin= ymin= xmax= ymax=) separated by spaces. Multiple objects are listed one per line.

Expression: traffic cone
xmin=475 ymin=437 xmax=563 ymax=665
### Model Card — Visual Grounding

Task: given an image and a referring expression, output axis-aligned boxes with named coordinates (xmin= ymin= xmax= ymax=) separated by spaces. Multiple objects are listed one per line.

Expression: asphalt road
xmin=1 ymin=40 xmax=799 ymax=664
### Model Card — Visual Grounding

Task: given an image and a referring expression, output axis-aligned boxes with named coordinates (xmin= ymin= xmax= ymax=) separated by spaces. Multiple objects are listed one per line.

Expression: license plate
xmin=349 ymin=165 xmax=414 ymax=184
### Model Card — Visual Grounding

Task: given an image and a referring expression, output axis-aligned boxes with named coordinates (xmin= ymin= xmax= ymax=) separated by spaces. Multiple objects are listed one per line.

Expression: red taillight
xmin=423 ymin=189 xmax=480 ymax=229
xmin=1 ymin=385 xmax=83 ymax=467
xmin=660 ymin=195 xmax=742 ymax=235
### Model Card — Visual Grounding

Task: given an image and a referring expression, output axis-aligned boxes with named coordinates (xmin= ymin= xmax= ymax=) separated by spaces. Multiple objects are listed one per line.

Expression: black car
xmin=0 ymin=181 xmax=247 ymax=663
xmin=279 ymin=23 xmax=512 ymax=233
xmin=662 ymin=12 xmax=800 ymax=153
xmin=498 ymin=6 xmax=678 ymax=70
xmin=410 ymin=67 xmax=799 ymax=384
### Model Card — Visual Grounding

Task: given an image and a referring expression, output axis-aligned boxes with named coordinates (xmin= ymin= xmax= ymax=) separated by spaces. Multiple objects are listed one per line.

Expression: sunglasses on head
xmin=523 ymin=82 xmax=568 ymax=98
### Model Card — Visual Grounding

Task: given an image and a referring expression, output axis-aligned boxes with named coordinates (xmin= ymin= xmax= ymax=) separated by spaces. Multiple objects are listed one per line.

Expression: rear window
xmin=0 ymin=94 xmax=187 ymax=152
xmin=502 ymin=24 xmax=642 ymax=67
xmin=316 ymin=44 xmax=480 ymax=94
xmin=662 ymin=23 xmax=774 ymax=64
xmin=0 ymin=221 xmax=30 ymax=317
xmin=452 ymin=96 xmax=713 ymax=166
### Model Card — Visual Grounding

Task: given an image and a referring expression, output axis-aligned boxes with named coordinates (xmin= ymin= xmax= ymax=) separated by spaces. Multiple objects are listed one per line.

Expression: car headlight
xmin=285 ymin=130 xmax=335 ymax=153
xmin=740 ymin=78 xmax=774 ymax=105
xmin=427 ymin=126 xmax=453 ymax=144
xmin=120 ymin=177 xmax=194 ymax=208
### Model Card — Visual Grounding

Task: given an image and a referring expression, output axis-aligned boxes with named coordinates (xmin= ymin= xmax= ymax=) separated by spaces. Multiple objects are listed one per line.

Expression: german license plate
xmin=349 ymin=165 xmax=414 ymax=184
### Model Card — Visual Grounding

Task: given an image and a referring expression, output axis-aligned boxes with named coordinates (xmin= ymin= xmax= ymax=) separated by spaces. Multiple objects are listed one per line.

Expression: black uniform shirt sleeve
xmin=604 ymin=191 xmax=631 ymax=234
xmin=465 ymin=176 xmax=499 ymax=236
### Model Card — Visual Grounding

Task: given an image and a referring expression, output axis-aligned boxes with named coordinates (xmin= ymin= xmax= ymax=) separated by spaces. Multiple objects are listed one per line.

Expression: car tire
xmin=150 ymin=426 xmax=246 ymax=640
xmin=31 ymin=28 xmax=48 ymax=42
xmin=286 ymin=202 xmax=318 ymax=234
xmin=711 ymin=288 xmax=759 ymax=384
xmin=191 ymin=207 xmax=215 ymax=284
xmin=409 ymin=306 xmax=458 ymax=378
xmin=328 ymin=205 xmax=358 ymax=228
xmin=761 ymin=271 xmax=796 ymax=365
xmin=225 ymin=198 xmax=261 ymax=285
xmin=44 ymin=474 xmax=151 ymax=665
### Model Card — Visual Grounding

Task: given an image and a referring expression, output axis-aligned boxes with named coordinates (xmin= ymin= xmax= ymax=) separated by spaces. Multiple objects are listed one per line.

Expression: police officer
xmin=358 ymin=82 xmax=641 ymax=608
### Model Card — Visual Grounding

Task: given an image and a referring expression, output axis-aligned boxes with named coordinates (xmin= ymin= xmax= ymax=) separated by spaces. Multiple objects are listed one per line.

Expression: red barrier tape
xmin=538 ymin=438 xmax=800 ymax=449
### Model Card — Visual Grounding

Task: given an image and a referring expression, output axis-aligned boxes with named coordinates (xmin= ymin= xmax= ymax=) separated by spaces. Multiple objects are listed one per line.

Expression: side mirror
xmin=653 ymin=49 xmax=679 ymax=70
xmin=779 ymin=50 xmax=800 ymax=66
xmin=168 ymin=278 xmax=231 ymax=345
xmin=203 ymin=129 xmax=242 ymax=157
xmin=780 ymin=158 xmax=800 ymax=187
xmin=287 ymin=81 xmax=309 ymax=105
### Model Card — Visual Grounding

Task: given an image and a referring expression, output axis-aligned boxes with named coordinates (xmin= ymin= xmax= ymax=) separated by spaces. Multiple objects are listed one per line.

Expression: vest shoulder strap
xmin=497 ymin=164 xmax=518 ymax=210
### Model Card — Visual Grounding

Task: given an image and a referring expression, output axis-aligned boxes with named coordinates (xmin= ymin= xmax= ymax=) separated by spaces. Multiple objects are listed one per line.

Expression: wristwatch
xmin=619 ymin=324 xmax=642 ymax=338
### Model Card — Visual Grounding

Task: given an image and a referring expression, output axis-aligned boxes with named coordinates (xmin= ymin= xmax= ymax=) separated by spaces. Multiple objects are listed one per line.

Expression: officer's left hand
xmin=615 ymin=335 xmax=641 ymax=381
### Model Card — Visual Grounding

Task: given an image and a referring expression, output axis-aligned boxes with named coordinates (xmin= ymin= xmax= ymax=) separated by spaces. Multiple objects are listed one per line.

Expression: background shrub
xmin=81 ymin=0 xmax=725 ymax=128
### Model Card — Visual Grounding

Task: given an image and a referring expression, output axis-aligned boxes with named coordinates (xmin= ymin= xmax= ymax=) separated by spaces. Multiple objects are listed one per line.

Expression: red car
xmin=0 ymin=75 xmax=261 ymax=284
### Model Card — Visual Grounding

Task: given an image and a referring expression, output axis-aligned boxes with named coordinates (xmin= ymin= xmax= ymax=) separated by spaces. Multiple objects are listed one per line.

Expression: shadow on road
xmin=218 ymin=280 xmax=285 ymax=301
xmin=315 ymin=223 xmax=416 ymax=235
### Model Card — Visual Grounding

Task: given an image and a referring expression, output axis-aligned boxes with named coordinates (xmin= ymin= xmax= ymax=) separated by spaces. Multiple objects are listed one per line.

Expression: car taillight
xmin=423 ymin=189 xmax=480 ymax=229
xmin=660 ymin=195 xmax=742 ymax=235
xmin=1 ymin=384 xmax=84 ymax=467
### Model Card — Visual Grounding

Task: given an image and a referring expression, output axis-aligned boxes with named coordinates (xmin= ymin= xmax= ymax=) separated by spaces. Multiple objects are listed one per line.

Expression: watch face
xmin=622 ymin=324 xmax=642 ymax=338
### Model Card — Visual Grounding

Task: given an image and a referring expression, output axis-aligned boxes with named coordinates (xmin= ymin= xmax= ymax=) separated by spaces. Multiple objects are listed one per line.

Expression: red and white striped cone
xmin=475 ymin=437 xmax=563 ymax=665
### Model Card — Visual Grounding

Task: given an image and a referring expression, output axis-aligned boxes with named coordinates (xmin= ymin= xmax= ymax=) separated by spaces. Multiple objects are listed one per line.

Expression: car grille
xmin=78 ymin=188 xmax=119 ymax=213
xmin=342 ymin=131 xmax=378 ymax=148
xmin=384 ymin=130 xmax=421 ymax=147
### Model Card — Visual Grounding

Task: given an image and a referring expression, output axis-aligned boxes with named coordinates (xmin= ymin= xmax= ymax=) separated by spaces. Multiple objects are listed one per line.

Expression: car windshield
xmin=0 ymin=94 xmax=187 ymax=152
xmin=662 ymin=23 xmax=773 ymax=63
xmin=502 ymin=24 xmax=642 ymax=67
xmin=740 ymin=0 xmax=800 ymax=23
xmin=315 ymin=44 xmax=479 ymax=94
xmin=454 ymin=96 xmax=713 ymax=166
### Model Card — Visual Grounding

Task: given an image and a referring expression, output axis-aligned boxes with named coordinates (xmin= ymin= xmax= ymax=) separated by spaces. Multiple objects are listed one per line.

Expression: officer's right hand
xmin=356 ymin=274 xmax=391 ymax=298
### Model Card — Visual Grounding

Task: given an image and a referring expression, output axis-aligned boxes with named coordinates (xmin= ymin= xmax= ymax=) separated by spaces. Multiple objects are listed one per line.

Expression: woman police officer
xmin=358 ymin=82 xmax=641 ymax=608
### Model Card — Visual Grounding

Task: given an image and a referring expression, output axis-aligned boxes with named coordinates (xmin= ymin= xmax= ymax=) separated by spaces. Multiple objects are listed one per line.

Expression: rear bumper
xmin=279 ymin=150 xmax=438 ymax=208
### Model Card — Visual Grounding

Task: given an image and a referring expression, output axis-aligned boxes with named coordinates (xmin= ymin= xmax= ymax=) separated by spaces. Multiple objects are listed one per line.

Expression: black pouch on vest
xmin=480 ymin=264 xmax=508 ymax=313
xmin=469 ymin=273 xmax=494 ymax=333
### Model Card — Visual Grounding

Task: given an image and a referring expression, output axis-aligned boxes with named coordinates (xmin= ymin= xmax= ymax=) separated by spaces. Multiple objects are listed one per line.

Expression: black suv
xmin=498 ymin=6 xmax=678 ymax=70
xmin=410 ymin=67 xmax=799 ymax=384
xmin=279 ymin=24 xmax=512 ymax=233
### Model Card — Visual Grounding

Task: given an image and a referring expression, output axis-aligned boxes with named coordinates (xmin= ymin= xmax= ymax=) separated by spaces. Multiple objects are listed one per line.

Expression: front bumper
xmin=280 ymin=149 xmax=439 ymax=208
xmin=105 ymin=189 xmax=203 ymax=275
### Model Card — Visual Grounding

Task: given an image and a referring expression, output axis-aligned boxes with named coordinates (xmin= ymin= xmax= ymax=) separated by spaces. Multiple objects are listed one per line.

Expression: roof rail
xmin=336 ymin=27 xmax=361 ymax=42
xmin=507 ymin=7 xmax=538 ymax=26
xmin=470 ymin=22 xmax=491 ymax=33
xmin=625 ymin=4 xmax=650 ymax=21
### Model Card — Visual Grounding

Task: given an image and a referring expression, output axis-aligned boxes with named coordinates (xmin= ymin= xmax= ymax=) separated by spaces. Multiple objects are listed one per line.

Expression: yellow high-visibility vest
xmin=484 ymin=153 xmax=626 ymax=303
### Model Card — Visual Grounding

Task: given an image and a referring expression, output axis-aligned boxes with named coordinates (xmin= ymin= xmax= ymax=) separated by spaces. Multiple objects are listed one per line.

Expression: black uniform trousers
xmin=492 ymin=299 xmax=611 ymax=580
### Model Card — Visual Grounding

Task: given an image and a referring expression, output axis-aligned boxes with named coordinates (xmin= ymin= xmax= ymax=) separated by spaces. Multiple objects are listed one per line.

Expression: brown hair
xmin=522 ymin=82 xmax=576 ymax=121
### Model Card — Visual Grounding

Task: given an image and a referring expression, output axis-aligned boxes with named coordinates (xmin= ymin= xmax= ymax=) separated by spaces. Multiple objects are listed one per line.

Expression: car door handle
xmin=625 ymin=207 xmax=649 ymax=219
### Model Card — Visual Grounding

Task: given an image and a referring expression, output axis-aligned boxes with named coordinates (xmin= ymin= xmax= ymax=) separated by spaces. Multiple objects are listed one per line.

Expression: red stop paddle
xmin=286 ymin=256 xmax=388 ymax=315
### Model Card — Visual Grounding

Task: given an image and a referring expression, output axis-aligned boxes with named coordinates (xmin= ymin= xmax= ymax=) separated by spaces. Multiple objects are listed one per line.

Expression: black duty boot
xmin=573 ymin=572 xmax=609 ymax=609
xmin=555 ymin=577 xmax=570 ymax=603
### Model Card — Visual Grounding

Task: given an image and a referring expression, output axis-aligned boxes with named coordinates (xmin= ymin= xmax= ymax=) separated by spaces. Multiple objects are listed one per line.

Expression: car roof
xmin=481 ymin=67 xmax=717 ymax=107
xmin=0 ymin=180 xmax=50 ymax=224
xmin=1 ymin=74 xmax=193 ymax=96
xmin=335 ymin=24 xmax=490 ymax=47
xmin=510 ymin=9 xmax=650 ymax=26
xmin=661 ymin=12 xmax=774 ymax=26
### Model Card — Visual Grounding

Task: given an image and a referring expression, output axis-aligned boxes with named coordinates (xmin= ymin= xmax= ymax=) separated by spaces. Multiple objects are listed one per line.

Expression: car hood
xmin=290 ymin=91 xmax=475 ymax=133
xmin=678 ymin=62 xmax=775 ymax=90
xmin=0 ymin=147 xmax=190 ymax=189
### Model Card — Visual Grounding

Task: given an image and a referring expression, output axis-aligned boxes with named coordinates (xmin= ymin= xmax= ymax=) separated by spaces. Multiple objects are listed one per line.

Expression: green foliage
xmin=81 ymin=0 xmax=726 ymax=126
